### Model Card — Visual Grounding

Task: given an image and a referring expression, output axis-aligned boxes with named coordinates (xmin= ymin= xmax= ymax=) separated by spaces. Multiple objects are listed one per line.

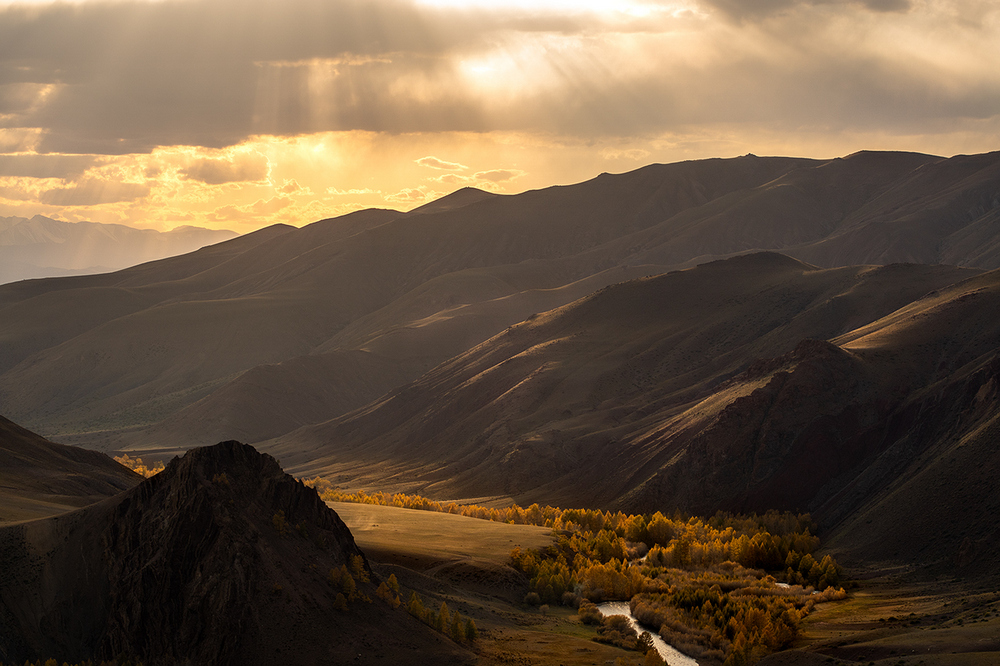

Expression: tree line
xmin=306 ymin=481 xmax=846 ymax=664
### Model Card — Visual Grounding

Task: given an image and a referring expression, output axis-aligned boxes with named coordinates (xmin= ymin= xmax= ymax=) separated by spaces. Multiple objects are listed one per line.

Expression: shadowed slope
xmin=622 ymin=268 xmax=1000 ymax=580
xmin=0 ymin=441 xmax=470 ymax=665
xmin=406 ymin=186 xmax=498 ymax=216
xmin=276 ymin=257 xmax=1000 ymax=581
xmin=5 ymin=152 xmax=1000 ymax=453
xmin=0 ymin=415 xmax=139 ymax=522
xmin=272 ymin=255 xmax=977 ymax=504
xmin=792 ymin=151 xmax=1000 ymax=268
xmin=0 ymin=156 xmax=815 ymax=443
xmin=112 ymin=349 xmax=420 ymax=455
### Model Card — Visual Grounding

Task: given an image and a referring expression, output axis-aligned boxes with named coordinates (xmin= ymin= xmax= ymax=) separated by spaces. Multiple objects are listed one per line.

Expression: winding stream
xmin=596 ymin=601 xmax=699 ymax=666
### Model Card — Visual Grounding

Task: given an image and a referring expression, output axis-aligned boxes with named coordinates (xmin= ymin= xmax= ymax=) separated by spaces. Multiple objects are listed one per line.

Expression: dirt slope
xmin=0 ymin=156 xmax=813 ymax=445
xmin=271 ymin=255 xmax=975 ymax=498
xmin=0 ymin=415 xmax=139 ymax=522
xmin=271 ymin=256 xmax=1000 ymax=580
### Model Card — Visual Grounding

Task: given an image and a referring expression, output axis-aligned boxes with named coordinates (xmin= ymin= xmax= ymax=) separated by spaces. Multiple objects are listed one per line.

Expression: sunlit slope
xmin=0 ymin=415 xmax=139 ymax=522
xmin=0 ymin=156 xmax=818 ymax=441
xmin=621 ymin=267 xmax=1000 ymax=578
xmin=4 ymin=151 xmax=1000 ymax=451
xmin=274 ymin=254 xmax=976 ymax=502
xmin=641 ymin=267 xmax=1000 ymax=579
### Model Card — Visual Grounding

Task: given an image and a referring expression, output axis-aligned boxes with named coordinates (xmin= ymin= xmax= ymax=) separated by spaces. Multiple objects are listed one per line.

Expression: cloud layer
xmin=0 ymin=0 xmax=998 ymax=230
xmin=2 ymin=0 xmax=997 ymax=154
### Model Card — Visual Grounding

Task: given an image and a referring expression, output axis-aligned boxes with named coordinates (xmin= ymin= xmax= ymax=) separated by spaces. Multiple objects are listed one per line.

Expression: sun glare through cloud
xmin=0 ymin=0 xmax=997 ymax=231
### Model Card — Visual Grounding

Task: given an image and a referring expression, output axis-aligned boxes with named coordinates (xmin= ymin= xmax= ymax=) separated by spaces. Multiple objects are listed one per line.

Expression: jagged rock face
xmin=99 ymin=441 xmax=366 ymax=664
xmin=1 ymin=441 xmax=469 ymax=666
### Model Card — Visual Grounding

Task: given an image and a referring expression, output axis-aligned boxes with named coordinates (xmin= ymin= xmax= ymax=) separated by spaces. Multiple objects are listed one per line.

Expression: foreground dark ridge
xmin=0 ymin=441 xmax=469 ymax=666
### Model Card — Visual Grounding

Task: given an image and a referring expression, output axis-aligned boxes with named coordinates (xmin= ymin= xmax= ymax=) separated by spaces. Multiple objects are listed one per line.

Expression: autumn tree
xmin=450 ymin=612 xmax=466 ymax=642
xmin=407 ymin=592 xmax=425 ymax=619
xmin=437 ymin=601 xmax=451 ymax=633
xmin=350 ymin=554 xmax=370 ymax=583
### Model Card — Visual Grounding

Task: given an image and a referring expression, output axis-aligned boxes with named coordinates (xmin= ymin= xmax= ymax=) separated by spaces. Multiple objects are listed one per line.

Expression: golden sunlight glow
xmin=5 ymin=118 xmax=998 ymax=234
xmin=1 ymin=0 xmax=997 ymax=232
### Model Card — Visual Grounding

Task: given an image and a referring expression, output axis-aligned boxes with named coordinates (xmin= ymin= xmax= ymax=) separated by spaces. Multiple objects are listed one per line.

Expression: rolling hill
xmin=0 ymin=414 xmax=139 ymax=523
xmin=2 ymin=150 xmax=999 ymax=461
xmin=269 ymin=254 xmax=1000 ymax=581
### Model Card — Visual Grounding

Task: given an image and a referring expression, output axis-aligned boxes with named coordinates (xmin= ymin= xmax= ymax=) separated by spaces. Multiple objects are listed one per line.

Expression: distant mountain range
xmin=0 ymin=215 xmax=237 ymax=284
xmin=2 ymin=150 xmax=1000 ymax=582
xmin=3 ymin=151 xmax=999 ymax=455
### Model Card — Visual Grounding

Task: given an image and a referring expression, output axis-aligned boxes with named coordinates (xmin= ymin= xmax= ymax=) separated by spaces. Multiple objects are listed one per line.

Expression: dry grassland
xmin=331 ymin=501 xmax=655 ymax=666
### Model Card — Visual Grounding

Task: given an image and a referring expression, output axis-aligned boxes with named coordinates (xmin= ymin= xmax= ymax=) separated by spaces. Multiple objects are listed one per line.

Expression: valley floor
xmin=778 ymin=579 xmax=1000 ymax=666
xmin=332 ymin=501 xmax=665 ymax=665
xmin=333 ymin=502 xmax=1000 ymax=666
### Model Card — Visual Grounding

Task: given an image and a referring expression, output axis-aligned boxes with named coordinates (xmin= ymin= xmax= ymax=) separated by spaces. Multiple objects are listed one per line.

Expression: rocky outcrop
xmin=0 ymin=441 xmax=470 ymax=665
xmin=99 ymin=441 xmax=367 ymax=664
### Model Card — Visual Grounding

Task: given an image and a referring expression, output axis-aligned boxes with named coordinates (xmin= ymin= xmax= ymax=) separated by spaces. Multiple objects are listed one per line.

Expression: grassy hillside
xmin=4 ymin=152 xmax=1000 ymax=455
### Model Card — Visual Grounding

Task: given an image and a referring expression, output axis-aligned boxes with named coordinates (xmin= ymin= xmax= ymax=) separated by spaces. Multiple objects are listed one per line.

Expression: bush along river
xmin=597 ymin=601 xmax=699 ymax=666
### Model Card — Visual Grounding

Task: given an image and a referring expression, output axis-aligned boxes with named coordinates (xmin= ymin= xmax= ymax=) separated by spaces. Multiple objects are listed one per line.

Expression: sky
xmin=0 ymin=0 xmax=998 ymax=232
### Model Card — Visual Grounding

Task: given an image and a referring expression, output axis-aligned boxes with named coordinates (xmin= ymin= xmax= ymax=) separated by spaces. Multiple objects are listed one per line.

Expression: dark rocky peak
xmin=98 ymin=441 xmax=369 ymax=664
xmin=0 ymin=441 xmax=461 ymax=666
xmin=115 ymin=440 xmax=357 ymax=550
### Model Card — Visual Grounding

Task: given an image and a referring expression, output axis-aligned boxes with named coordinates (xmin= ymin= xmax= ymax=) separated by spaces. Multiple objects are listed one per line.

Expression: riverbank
xmin=597 ymin=601 xmax=699 ymax=666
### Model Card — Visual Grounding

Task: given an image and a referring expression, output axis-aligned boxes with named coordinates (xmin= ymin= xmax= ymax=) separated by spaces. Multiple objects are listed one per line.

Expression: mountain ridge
xmin=0 ymin=215 xmax=238 ymax=285
xmin=3 ymin=151 xmax=1000 ymax=458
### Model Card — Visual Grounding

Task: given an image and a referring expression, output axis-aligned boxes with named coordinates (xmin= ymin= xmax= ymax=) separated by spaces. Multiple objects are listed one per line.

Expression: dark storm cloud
xmin=0 ymin=82 xmax=48 ymax=115
xmin=0 ymin=0 xmax=485 ymax=153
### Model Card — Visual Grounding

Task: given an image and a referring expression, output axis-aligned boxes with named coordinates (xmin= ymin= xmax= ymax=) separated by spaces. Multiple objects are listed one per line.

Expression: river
xmin=596 ymin=601 xmax=699 ymax=666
